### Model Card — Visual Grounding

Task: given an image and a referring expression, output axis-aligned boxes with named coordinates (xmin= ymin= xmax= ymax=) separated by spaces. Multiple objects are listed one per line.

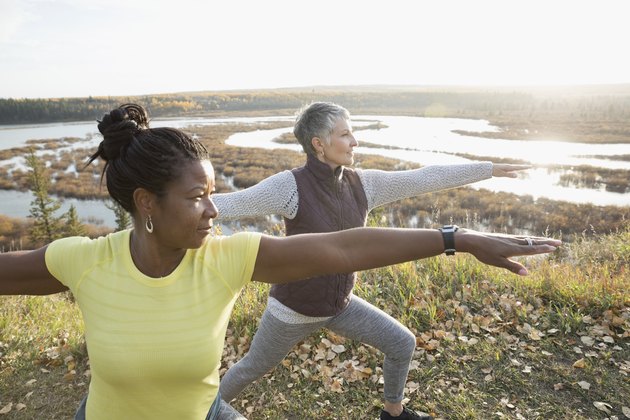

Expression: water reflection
xmin=225 ymin=117 xmax=630 ymax=206
xmin=0 ymin=115 xmax=628 ymax=229
xmin=0 ymin=189 xmax=115 ymax=227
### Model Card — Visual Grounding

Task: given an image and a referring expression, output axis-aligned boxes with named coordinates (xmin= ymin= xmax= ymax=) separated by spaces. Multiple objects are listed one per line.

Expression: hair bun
xmin=96 ymin=103 xmax=150 ymax=161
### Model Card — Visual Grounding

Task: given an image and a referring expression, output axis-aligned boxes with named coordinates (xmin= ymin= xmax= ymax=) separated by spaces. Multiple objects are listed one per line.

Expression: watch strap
xmin=439 ymin=225 xmax=458 ymax=256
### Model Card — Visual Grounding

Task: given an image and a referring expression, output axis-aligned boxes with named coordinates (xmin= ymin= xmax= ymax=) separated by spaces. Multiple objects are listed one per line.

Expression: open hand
xmin=457 ymin=229 xmax=561 ymax=276
xmin=492 ymin=164 xmax=532 ymax=178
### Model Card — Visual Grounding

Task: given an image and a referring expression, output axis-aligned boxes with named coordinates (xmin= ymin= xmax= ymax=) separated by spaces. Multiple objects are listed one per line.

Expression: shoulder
xmin=45 ymin=230 xmax=131 ymax=287
xmin=202 ymin=232 xmax=262 ymax=255
xmin=47 ymin=230 xmax=127 ymax=255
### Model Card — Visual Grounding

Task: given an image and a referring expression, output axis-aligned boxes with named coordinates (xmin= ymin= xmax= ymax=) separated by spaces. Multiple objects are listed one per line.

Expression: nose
xmin=205 ymin=197 xmax=219 ymax=219
xmin=350 ymin=135 xmax=358 ymax=147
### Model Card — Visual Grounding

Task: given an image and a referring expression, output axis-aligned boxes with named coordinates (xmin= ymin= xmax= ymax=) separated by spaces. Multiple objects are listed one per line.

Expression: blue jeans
xmin=74 ymin=392 xmax=223 ymax=420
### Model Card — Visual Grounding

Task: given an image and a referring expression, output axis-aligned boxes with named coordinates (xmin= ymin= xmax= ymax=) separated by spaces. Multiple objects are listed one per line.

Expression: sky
xmin=1 ymin=0 xmax=629 ymax=99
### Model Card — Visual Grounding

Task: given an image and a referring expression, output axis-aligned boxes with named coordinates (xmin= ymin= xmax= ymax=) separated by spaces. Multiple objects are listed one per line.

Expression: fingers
xmin=516 ymin=236 xmax=562 ymax=254
xmin=492 ymin=164 xmax=532 ymax=178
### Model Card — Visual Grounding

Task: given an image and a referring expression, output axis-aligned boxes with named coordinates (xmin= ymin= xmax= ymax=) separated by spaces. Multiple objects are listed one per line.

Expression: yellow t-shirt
xmin=45 ymin=229 xmax=261 ymax=420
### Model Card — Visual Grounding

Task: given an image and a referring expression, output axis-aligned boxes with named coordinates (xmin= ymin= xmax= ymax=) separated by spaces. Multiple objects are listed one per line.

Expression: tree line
xmin=2 ymin=86 xmax=630 ymax=128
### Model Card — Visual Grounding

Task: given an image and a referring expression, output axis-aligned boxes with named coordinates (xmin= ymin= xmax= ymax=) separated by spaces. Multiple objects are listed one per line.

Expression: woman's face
xmin=152 ymin=159 xmax=218 ymax=249
xmin=318 ymin=118 xmax=358 ymax=169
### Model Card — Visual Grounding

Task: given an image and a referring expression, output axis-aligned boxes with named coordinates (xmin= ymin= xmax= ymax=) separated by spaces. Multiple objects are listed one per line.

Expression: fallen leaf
xmin=331 ymin=344 xmax=346 ymax=354
xmin=581 ymin=336 xmax=595 ymax=346
xmin=553 ymin=383 xmax=564 ymax=391
xmin=0 ymin=403 xmax=12 ymax=414
xmin=577 ymin=381 xmax=590 ymax=390
xmin=424 ymin=339 xmax=440 ymax=351
xmin=593 ymin=401 xmax=612 ymax=414
xmin=15 ymin=403 xmax=26 ymax=411
xmin=622 ymin=406 xmax=630 ymax=418
xmin=573 ymin=358 xmax=586 ymax=368
xmin=25 ymin=379 xmax=37 ymax=386
xmin=612 ymin=316 xmax=625 ymax=327
xmin=329 ymin=378 xmax=343 ymax=393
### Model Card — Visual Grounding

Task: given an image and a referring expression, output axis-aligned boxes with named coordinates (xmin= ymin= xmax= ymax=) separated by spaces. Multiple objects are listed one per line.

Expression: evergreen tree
xmin=106 ymin=200 xmax=132 ymax=231
xmin=26 ymin=149 xmax=63 ymax=246
xmin=63 ymin=204 xmax=85 ymax=236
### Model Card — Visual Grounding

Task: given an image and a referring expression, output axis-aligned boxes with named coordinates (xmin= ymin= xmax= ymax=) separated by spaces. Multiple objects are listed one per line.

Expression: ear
xmin=133 ymin=187 xmax=156 ymax=217
xmin=311 ymin=137 xmax=325 ymax=154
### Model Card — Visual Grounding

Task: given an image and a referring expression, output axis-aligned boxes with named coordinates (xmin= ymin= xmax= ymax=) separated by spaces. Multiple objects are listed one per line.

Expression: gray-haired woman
xmin=214 ymin=102 xmax=531 ymax=420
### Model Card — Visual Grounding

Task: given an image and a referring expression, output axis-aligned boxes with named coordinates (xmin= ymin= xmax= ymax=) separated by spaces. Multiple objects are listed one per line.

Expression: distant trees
xmin=106 ymin=200 xmax=132 ymax=232
xmin=3 ymin=88 xmax=629 ymax=129
xmin=63 ymin=205 xmax=85 ymax=236
xmin=25 ymin=150 xmax=85 ymax=246
xmin=26 ymin=150 xmax=64 ymax=245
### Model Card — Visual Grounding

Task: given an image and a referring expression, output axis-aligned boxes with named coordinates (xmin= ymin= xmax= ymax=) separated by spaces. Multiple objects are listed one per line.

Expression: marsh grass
xmin=2 ymin=227 xmax=628 ymax=419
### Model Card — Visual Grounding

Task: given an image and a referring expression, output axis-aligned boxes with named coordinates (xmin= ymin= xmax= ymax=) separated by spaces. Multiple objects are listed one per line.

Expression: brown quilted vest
xmin=269 ymin=154 xmax=368 ymax=316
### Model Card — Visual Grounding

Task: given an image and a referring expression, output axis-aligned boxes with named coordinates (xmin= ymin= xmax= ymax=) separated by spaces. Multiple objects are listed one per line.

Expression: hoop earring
xmin=145 ymin=215 xmax=154 ymax=233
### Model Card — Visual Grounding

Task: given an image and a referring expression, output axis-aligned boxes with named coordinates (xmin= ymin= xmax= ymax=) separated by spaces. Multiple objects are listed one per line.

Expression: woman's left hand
xmin=457 ymin=229 xmax=561 ymax=276
xmin=492 ymin=164 xmax=532 ymax=178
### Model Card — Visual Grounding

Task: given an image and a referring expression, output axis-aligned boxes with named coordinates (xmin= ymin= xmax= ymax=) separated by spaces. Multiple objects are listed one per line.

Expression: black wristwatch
xmin=438 ymin=225 xmax=459 ymax=256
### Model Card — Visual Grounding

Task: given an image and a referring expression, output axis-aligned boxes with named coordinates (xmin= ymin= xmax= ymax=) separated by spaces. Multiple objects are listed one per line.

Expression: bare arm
xmin=251 ymin=227 xmax=560 ymax=284
xmin=0 ymin=246 xmax=68 ymax=295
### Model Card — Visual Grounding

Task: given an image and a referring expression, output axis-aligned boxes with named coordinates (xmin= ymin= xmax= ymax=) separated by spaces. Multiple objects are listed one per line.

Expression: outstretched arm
xmin=359 ymin=163 xmax=531 ymax=211
xmin=359 ymin=163 xmax=492 ymax=210
xmin=0 ymin=246 xmax=67 ymax=295
xmin=252 ymin=227 xmax=560 ymax=284
xmin=212 ymin=171 xmax=299 ymax=221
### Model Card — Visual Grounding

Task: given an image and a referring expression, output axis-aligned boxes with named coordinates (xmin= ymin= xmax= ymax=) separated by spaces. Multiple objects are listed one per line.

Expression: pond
xmin=1 ymin=115 xmax=628 ymax=228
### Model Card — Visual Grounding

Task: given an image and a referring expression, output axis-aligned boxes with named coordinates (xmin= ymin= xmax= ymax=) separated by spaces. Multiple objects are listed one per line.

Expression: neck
xmin=129 ymin=230 xmax=185 ymax=278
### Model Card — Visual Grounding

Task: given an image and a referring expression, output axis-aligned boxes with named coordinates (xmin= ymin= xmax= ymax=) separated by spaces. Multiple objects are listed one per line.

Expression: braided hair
xmin=87 ymin=103 xmax=209 ymax=213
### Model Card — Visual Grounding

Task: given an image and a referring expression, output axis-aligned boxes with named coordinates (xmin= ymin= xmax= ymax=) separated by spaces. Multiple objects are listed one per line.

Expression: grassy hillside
xmin=1 ymin=225 xmax=628 ymax=419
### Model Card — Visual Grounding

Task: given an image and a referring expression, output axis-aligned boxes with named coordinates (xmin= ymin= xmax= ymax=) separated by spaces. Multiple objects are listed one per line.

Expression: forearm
xmin=360 ymin=163 xmax=492 ymax=210
xmin=253 ymin=228 xmax=445 ymax=283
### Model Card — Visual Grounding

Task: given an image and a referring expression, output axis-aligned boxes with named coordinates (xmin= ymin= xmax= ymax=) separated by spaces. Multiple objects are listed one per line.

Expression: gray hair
xmin=293 ymin=102 xmax=350 ymax=156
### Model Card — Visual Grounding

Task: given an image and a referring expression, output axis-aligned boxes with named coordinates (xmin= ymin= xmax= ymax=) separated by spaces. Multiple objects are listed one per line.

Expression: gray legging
xmin=220 ymin=295 xmax=416 ymax=404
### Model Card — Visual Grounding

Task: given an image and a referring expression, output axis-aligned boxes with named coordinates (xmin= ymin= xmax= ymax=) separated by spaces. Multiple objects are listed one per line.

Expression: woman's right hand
xmin=492 ymin=164 xmax=532 ymax=178
xmin=456 ymin=228 xmax=561 ymax=276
